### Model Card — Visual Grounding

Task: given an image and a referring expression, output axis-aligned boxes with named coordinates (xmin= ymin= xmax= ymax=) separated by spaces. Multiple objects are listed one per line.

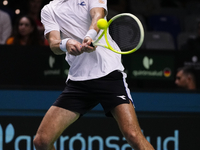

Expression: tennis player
xmin=33 ymin=0 xmax=155 ymax=150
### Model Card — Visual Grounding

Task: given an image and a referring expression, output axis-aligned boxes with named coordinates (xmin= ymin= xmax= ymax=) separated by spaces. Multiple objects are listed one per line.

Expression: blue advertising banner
xmin=0 ymin=116 xmax=199 ymax=150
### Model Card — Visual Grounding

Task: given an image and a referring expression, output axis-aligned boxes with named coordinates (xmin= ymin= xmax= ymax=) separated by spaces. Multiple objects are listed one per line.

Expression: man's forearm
xmin=49 ymin=39 xmax=65 ymax=55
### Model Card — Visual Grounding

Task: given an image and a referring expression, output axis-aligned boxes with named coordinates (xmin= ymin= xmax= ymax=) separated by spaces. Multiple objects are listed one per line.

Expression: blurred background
xmin=0 ymin=0 xmax=200 ymax=150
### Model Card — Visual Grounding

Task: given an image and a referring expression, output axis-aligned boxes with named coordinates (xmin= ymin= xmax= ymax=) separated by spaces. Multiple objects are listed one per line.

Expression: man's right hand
xmin=81 ymin=37 xmax=96 ymax=53
xmin=66 ymin=39 xmax=83 ymax=56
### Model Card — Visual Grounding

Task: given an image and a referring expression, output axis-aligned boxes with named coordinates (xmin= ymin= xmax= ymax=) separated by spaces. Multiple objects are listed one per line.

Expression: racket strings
xmin=109 ymin=16 xmax=141 ymax=52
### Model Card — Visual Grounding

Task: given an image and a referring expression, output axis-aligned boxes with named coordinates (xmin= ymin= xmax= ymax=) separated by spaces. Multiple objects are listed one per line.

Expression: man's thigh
xmin=35 ymin=106 xmax=80 ymax=143
xmin=111 ymin=102 xmax=140 ymax=133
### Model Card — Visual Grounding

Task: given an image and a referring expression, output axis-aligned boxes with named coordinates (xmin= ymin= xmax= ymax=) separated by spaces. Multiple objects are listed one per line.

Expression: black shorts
xmin=53 ymin=70 xmax=134 ymax=117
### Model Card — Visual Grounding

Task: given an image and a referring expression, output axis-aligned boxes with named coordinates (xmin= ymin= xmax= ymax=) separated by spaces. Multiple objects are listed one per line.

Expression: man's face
xmin=175 ymin=70 xmax=188 ymax=89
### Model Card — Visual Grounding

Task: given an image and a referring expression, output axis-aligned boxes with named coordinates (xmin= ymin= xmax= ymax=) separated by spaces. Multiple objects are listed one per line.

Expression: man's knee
xmin=124 ymin=131 xmax=140 ymax=140
xmin=33 ymin=134 xmax=50 ymax=150
xmin=123 ymin=129 xmax=141 ymax=141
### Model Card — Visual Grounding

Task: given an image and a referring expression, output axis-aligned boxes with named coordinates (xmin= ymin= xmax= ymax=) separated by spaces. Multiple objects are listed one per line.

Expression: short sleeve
xmin=89 ymin=0 xmax=107 ymax=14
xmin=41 ymin=6 xmax=60 ymax=36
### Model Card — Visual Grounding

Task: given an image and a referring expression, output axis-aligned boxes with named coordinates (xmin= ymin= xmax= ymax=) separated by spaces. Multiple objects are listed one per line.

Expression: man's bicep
xmin=90 ymin=7 xmax=106 ymax=19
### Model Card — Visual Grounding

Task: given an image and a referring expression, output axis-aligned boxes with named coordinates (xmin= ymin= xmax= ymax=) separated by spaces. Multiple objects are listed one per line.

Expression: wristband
xmin=59 ymin=38 xmax=71 ymax=52
xmin=84 ymin=29 xmax=97 ymax=40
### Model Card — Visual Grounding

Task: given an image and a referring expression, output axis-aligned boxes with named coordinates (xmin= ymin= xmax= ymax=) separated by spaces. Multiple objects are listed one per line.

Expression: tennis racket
xmin=91 ymin=13 xmax=144 ymax=54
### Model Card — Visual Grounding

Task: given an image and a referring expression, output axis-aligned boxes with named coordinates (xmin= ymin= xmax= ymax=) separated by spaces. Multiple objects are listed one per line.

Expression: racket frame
xmin=92 ymin=13 xmax=144 ymax=54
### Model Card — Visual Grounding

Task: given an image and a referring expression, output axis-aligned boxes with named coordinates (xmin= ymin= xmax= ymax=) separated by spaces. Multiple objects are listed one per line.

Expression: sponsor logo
xmin=163 ymin=68 xmax=171 ymax=77
xmin=79 ymin=1 xmax=86 ymax=6
xmin=132 ymin=56 xmax=172 ymax=78
xmin=0 ymin=123 xmax=179 ymax=150
xmin=49 ymin=55 xmax=55 ymax=68
xmin=99 ymin=0 xmax=105 ymax=4
xmin=117 ymin=95 xmax=126 ymax=100
xmin=44 ymin=56 xmax=60 ymax=76
xmin=184 ymin=55 xmax=200 ymax=70
xmin=143 ymin=56 xmax=153 ymax=69
xmin=0 ymin=124 xmax=15 ymax=150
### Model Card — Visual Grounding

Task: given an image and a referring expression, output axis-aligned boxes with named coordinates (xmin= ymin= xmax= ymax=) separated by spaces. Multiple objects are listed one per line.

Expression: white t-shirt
xmin=41 ymin=0 xmax=125 ymax=81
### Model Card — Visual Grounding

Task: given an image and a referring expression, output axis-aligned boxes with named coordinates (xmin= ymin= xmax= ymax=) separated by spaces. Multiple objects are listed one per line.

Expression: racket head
xmin=107 ymin=13 xmax=144 ymax=54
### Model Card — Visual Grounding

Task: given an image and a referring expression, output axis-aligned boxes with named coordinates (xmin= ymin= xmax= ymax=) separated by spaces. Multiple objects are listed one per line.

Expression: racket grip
xmin=90 ymin=42 xmax=94 ymax=47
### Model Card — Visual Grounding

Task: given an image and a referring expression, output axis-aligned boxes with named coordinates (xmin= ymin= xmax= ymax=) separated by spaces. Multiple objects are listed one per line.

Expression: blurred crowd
xmin=1 ymin=0 xmax=200 ymax=49
xmin=0 ymin=0 xmax=48 ymax=46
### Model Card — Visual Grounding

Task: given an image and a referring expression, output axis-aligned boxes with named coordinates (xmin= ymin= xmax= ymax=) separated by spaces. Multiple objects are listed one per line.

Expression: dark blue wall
xmin=1 ymin=90 xmax=200 ymax=116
